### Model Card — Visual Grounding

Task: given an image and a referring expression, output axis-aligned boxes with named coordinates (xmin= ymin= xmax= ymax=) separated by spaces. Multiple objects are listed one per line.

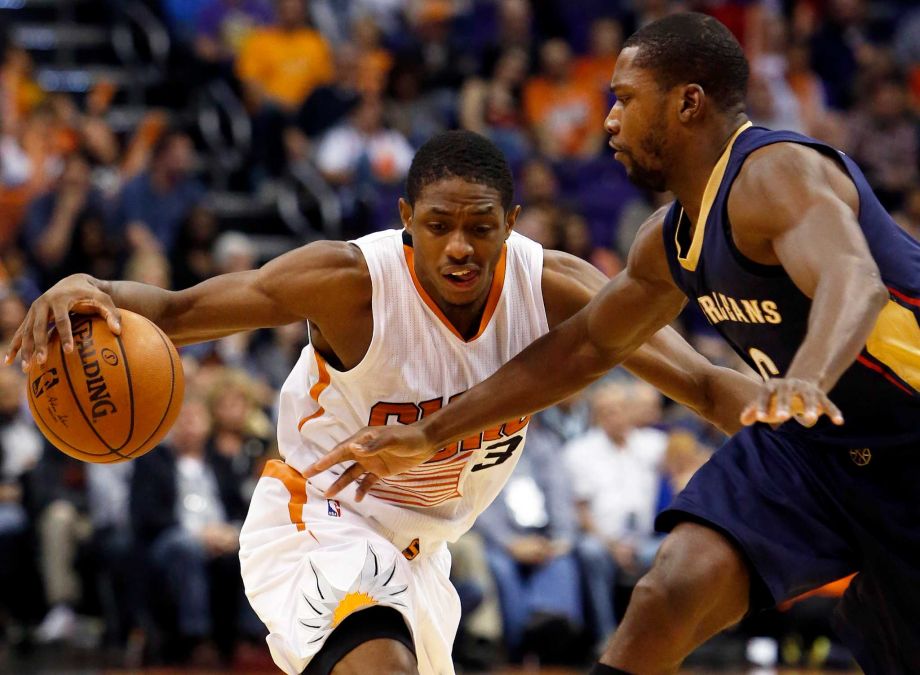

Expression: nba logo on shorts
xmin=327 ymin=499 xmax=341 ymax=517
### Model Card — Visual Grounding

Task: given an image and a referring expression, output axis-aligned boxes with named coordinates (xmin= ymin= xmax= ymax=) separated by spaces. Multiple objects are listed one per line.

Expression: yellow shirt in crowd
xmin=236 ymin=27 xmax=334 ymax=108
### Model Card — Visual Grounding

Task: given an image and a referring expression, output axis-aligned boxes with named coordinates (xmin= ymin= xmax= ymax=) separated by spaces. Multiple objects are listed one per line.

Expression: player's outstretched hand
xmin=5 ymin=274 xmax=121 ymax=371
xmin=740 ymin=377 xmax=844 ymax=428
xmin=304 ymin=425 xmax=437 ymax=501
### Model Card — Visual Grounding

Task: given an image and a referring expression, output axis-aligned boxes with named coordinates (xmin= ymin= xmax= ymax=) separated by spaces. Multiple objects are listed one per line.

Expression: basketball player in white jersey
xmin=9 ymin=131 xmax=756 ymax=675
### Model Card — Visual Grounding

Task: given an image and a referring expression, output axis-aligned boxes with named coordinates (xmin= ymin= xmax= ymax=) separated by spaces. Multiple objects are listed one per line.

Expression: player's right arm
xmin=7 ymin=240 xmax=370 ymax=369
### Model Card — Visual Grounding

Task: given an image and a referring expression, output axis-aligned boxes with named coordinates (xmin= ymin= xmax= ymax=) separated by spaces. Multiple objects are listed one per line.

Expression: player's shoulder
xmin=734 ymin=140 xmax=846 ymax=201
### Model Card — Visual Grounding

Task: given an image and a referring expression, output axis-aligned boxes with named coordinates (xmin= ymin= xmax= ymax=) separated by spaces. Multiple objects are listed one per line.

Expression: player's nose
xmin=604 ymin=112 xmax=620 ymax=135
xmin=444 ymin=231 xmax=474 ymax=260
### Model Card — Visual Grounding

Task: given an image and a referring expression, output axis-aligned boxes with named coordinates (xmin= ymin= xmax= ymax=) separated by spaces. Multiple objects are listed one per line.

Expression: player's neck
xmin=671 ymin=114 xmax=749 ymax=227
xmin=436 ymin=294 xmax=490 ymax=340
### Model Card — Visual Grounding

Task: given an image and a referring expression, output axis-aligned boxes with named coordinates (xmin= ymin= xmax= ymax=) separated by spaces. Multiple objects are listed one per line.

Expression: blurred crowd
xmin=0 ymin=0 xmax=916 ymax=669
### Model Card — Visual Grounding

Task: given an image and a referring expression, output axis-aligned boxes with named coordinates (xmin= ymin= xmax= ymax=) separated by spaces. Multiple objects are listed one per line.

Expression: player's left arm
xmin=728 ymin=143 xmax=889 ymax=426
xmin=543 ymin=249 xmax=758 ymax=435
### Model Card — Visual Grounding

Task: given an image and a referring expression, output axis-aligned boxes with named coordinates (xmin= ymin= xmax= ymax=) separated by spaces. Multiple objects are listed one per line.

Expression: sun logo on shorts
xmin=298 ymin=543 xmax=408 ymax=644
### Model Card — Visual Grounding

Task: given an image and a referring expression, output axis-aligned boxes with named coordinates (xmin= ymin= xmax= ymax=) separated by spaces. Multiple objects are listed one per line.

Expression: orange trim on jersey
xmin=402 ymin=243 xmax=508 ymax=342
xmin=262 ymin=460 xmax=309 ymax=533
xmin=298 ymin=352 xmax=332 ymax=430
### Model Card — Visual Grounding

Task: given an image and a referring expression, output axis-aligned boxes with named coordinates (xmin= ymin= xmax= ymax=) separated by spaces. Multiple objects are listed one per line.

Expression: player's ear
xmin=678 ymin=84 xmax=704 ymax=122
xmin=398 ymin=198 xmax=413 ymax=232
xmin=505 ymin=205 xmax=522 ymax=238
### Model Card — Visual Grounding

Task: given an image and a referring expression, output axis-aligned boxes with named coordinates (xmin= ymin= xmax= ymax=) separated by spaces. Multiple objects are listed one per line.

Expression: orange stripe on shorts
xmin=262 ymin=459 xmax=309 ymax=532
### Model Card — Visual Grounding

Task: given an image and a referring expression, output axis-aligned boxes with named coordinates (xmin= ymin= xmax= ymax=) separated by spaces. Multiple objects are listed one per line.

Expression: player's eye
xmin=427 ymin=222 xmax=447 ymax=233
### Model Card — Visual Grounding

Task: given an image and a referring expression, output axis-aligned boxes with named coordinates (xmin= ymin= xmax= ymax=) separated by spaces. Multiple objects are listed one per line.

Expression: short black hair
xmin=623 ymin=12 xmax=749 ymax=112
xmin=406 ymin=130 xmax=515 ymax=211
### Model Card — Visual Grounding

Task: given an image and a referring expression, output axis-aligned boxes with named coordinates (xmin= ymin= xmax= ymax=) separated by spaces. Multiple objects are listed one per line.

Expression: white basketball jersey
xmin=276 ymin=228 xmax=549 ymax=550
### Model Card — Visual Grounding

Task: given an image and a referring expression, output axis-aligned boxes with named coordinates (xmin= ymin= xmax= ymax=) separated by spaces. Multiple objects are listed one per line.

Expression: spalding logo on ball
xmin=28 ymin=309 xmax=185 ymax=463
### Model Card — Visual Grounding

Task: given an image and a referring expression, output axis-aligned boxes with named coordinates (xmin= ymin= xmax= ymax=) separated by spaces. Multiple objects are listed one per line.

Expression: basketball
xmin=26 ymin=310 xmax=185 ymax=463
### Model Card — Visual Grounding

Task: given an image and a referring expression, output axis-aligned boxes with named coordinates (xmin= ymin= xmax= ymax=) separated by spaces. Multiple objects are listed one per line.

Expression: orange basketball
xmin=27 ymin=309 xmax=184 ymax=463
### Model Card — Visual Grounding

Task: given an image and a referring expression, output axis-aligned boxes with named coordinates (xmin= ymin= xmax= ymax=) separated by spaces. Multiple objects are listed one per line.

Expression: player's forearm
xmin=786 ymin=261 xmax=888 ymax=391
xmin=623 ymin=327 xmax=757 ymax=435
xmin=701 ymin=366 xmax=760 ymax=435
xmin=418 ymin=312 xmax=624 ymax=448
xmin=94 ymin=277 xmax=174 ymax=326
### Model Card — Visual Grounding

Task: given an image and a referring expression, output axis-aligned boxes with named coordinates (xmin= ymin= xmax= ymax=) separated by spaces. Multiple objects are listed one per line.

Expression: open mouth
xmin=442 ymin=268 xmax=481 ymax=289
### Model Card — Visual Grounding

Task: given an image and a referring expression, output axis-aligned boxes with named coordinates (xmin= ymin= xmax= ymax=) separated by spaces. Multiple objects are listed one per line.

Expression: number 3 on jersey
xmin=749 ymin=347 xmax=780 ymax=381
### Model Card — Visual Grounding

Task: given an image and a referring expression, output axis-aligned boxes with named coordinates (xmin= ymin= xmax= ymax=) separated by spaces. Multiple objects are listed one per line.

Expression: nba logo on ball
xmin=327 ymin=499 xmax=341 ymax=517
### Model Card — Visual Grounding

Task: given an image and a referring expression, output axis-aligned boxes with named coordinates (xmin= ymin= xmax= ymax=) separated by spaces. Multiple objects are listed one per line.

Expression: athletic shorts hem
xmin=655 ymin=505 xmax=777 ymax=612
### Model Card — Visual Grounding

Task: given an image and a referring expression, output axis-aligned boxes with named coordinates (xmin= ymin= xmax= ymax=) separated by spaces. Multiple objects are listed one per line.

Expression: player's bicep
xmin=731 ymin=145 xmax=879 ymax=298
xmin=165 ymin=241 xmax=366 ymax=342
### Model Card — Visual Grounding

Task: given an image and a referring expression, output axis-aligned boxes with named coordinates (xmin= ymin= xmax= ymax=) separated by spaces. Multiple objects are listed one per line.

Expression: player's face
xmin=400 ymin=178 xmax=519 ymax=308
xmin=605 ymin=47 xmax=670 ymax=192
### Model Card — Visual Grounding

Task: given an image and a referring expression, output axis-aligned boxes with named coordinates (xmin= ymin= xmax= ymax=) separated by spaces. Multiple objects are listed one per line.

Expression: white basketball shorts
xmin=239 ymin=460 xmax=461 ymax=674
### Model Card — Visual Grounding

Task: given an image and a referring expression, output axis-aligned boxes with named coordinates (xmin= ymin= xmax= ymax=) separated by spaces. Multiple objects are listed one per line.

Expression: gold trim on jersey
xmin=865 ymin=299 xmax=920 ymax=391
xmin=676 ymin=121 xmax=753 ymax=272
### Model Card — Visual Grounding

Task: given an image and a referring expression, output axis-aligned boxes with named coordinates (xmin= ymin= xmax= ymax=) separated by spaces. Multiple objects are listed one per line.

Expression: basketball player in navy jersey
xmin=311 ymin=13 xmax=920 ymax=675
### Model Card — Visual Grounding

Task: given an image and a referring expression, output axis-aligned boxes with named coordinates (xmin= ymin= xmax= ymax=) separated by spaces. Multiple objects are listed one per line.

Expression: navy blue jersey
xmin=662 ymin=124 xmax=920 ymax=447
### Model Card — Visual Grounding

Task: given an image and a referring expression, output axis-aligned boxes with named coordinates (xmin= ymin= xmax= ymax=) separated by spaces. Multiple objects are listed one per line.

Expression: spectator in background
xmin=21 ymin=152 xmax=116 ymax=289
xmin=809 ymin=0 xmax=876 ymax=109
xmin=0 ymin=292 xmax=26 ymax=347
xmin=237 ymin=0 xmax=334 ymax=177
xmin=475 ymin=415 xmax=584 ymax=663
xmin=893 ymin=185 xmax=920 ymax=242
xmin=114 ymin=130 xmax=205 ymax=254
xmin=250 ymin=321 xmax=308 ymax=391
xmin=523 ymin=38 xmax=608 ymax=159
xmin=0 ymin=44 xmax=44 ymax=129
xmin=0 ymin=105 xmax=62 ymax=246
xmin=748 ymin=15 xmax=804 ymax=132
xmin=187 ymin=232 xmax=261 ymax=369
xmin=0 ymin=367 xmax=44 ymax=640
xmin=131 ymin=396 xmax=253 ymax=663
xmin=519 ymin=157 xmax=560 ymax=211
xmin=85 ymin=462 xmax=140 ymax=649
xmin=656 ymin=431 xmax=710 ymax=510
xmin=352 ymin=14 xmax=393 ymax=98
xmin=384 ymin=56 xmax=451 ymax=149
xmin=31 ymin=449 xmax=92 ymax=644
xmin=566 ymin=382 xmax=668 ymax=645
xmin=170 ymin=206 xmax=219 ymax=290
xmin=124 ymin=250 xmax=172 ymax=289
xmin=459 ymin=47 xmax=531 ymax=165
xmin=446 ymin=532 xmax=502 ymax=670
xmin=747 ymin=72 xmax=803 ymax=132
xmin=207 ymin=369 xmax=273 ymax=497
xmin=194 ymin=0 xmax=275 ymax=69
xmin=784 ymin=39 xmax=845 ymax=143
xmin=845 ymin=76 xmax=919 ymax=210
xmin=297 ymin=43 xmax=362 ymax=140
xmin=573 ymin=18 xmax=623 ymax=95
xmin=315 ymin=96 xmax=414 ymax=235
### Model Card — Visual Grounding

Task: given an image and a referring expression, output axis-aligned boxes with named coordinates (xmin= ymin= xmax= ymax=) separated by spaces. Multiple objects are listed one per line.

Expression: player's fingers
xmin=771 ymin=383 xmax=792 ymax=423
xmin=819 ymin=392 xmax=845 ymax=426
xmin=92 ymin=298 xmax=122 ymax=335
xmin=5 ymin=324 xmax=24 ymax=366
xmin=52 ymin=306 xmax=74 ymax=354
xmin=303 ymin=443 xmax=358 ymax=478
xmin=324 ymin=463 xmax=365 ymax=498
xmin=29 ymin=304 xmax=52 ymax=368
xmin=355 ymin=474 xmax=380 ymax=502
xmin=793 ymin=387 xmax=820 ymax=427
